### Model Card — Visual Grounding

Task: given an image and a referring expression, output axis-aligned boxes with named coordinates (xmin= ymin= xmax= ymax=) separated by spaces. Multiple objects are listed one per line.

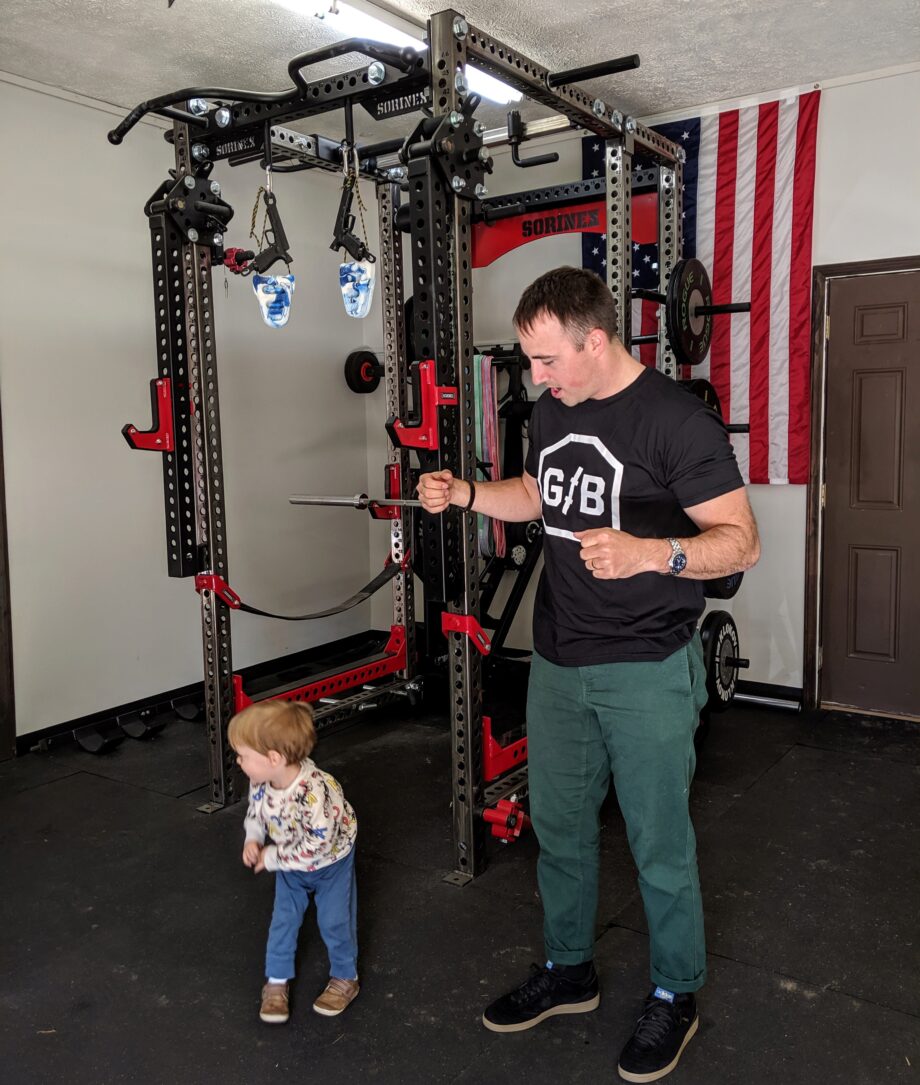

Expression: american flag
xmin=582 ymin=92 xmax=820 ymax=485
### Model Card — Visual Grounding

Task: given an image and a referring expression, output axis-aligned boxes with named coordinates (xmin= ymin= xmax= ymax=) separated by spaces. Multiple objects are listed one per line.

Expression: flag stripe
xmin=709 ymin=112 xmax=739 ymax=423
xmin=787 ymin=91 xmax=820 ymax=484
xmin=693 ymin=114 xmax=720 ymax=384
xmin=767 ymin=99 xmax=800 ymax=483
xmin=728 ymin=106 xmax=758 ymax=482
xmin=747 ymin=101 xmax=779 ymax=483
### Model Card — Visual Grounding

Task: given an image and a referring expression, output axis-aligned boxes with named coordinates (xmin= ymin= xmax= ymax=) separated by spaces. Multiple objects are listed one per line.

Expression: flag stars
xmin=592 ymin=247 xmax=599 ymax=255
xmin=682 ymin=131 xmax=690 ymax=141
xmin=643 ymin=254 xmax=651 ymax=264
xmin=633 ymin=242 xmax=640 ymax=251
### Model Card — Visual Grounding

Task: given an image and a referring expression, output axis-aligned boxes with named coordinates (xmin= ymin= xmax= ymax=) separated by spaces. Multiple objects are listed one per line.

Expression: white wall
xmin=0 ymin=75 xmax=380 ymax=735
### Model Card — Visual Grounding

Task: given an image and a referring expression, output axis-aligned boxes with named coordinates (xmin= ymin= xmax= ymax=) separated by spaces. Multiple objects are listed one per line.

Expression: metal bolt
xmin=191 ymin=143 xmax=210 ymax=161
xmin=187 ymin=97 xmax=208 ymax=116
xmin=215 ymin=107 xmax=232 ymax=128
xmin=213 ymin=233 xmax=223 ymax=247
xmin=448 ymin=110 xmax=463 ymax=127
xmin=610 ymin=109 xmax=624 ymax=128
xmin=592 ymin=98 xmax=605 ymax=117
xmin=477 ymin=147 xmax=492 ymax=163
xmin=438 ymin=137 xmax=455 ymax=154
xmin=676 ymin=146 xmax=687 ymax=164
xmin=453 ymin=16 xmax=468 ymax=39
xmin=209 ymin=180 xmax=221 ymax=196
xmin=386 ymin=165 xmax=408 ymax=181
xmin=187 ymin=228 xmax=199 ymax=242
xmin=473 ymin=120 xmax=487 ymax=136
xmin=454 ymin=70 xmax=468 ymax=95
xmin=451 ymin=175 xmax=466 ymax=192
xmin=474 ymin=183 xmax=488 ymax=198
xmin=367 ymin=61 xmax=386 ymax=86
xmin=183 ymin=175 xmax=196 ymax=190
xmin=625 ymin=116 xmax=637 ymax=134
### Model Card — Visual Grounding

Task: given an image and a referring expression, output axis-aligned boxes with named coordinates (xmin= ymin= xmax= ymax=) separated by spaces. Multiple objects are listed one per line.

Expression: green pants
xmin=526 ymin=637 xmax=709 ymax=993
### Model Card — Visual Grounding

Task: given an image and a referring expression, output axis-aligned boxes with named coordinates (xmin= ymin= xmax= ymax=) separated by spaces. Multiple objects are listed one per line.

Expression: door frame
xmin=0 ymin=396 xmax=14 ymax=759
xmin=804 ymin=254 xmax=920 ymax=711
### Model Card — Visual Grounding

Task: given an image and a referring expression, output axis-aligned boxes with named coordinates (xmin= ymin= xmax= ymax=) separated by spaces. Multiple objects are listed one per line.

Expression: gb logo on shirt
xmin=538 ymin=434 xmax=624 ymax=541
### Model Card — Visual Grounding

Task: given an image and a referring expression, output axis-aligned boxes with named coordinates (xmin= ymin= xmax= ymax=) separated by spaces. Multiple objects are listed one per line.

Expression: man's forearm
xmin=647 ymin=523 xmax=761 ymax=580
xmin=457 ymin=476 xmax=542 ymax=523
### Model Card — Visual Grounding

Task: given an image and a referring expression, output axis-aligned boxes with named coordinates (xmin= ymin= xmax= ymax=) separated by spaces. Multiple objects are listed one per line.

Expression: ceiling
xmin=3 ymin=0 xmax=919 ymax=142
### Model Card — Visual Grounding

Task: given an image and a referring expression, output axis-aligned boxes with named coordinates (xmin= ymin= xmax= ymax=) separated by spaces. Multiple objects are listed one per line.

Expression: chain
xmin=249 ymin=186 xmax=269 ymax=248
xmin=343 ymin=145 xmax=370 ymax=255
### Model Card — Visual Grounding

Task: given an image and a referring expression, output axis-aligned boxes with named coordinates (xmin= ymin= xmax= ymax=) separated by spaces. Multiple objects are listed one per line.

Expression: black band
xmin=463 ymin=479 xmax=476 ymax=513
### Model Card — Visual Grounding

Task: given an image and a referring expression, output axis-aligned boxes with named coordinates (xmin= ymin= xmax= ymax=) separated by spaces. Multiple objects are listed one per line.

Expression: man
xmin=417 ymin=266 xmax=760 ymax=1082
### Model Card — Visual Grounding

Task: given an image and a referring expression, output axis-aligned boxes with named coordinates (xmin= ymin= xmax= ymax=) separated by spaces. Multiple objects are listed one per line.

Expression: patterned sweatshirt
xmin=243 ymin=758 xmax=357 ymax=873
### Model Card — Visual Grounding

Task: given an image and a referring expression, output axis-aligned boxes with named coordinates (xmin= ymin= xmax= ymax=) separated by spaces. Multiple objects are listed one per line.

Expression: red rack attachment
xmin=232 ymin=625 xmax=408 ymax=714
xmin=122 ymin=378 xmax=175 ymax=452
xmin=483 ymin=715 xmax=528 ymax=782
xmin=482 ymin=798 xmax=531 ymax=842
xmin=441 ymin=612 xmax=491 ymax=655
xmin=194 ymin=574 xmax=242 ymax=609
xmin=385 ymin=360 xmax=457 ymax=449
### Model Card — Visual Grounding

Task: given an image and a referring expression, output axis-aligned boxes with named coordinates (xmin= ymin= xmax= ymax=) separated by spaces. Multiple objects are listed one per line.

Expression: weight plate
xmin=344 ymin=349 xmax=381 ymax=394
xmin=665 ymin=258 xmax=713 ymax=367
xmin=703 ymin=571 xmax=744 ymax=600
xmin=700 ymin=609 xmax=740 ymax=712
xmin=681 ymin=378 xmax=723 ymax=418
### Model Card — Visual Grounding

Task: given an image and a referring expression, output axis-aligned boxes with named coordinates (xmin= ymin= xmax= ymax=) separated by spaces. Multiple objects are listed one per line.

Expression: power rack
xmin=111 ymin=9 xmax=686 ymax=883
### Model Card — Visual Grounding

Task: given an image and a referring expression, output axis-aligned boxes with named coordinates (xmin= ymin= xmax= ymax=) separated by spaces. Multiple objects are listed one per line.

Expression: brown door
xmin=821 ymin=269 xmax=920 ymax=717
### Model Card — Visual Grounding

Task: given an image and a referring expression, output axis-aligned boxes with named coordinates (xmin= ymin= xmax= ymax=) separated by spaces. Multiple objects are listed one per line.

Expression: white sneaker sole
xmin=482 ymin=992 xmax=601 ymax=1033
xmin=617 ymin=1014 xmax=699 ymax=1082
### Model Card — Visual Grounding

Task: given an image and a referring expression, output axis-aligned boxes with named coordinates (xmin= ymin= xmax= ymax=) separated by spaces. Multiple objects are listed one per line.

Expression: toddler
xmin=228 ymin=699 xmax=358 ymax=1024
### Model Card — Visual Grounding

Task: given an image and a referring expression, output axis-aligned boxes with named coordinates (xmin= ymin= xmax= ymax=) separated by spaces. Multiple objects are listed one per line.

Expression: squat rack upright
xmin=111 ymin=8 xmax=683 ymax=883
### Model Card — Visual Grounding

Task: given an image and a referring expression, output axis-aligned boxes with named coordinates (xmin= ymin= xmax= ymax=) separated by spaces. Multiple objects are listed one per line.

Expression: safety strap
xmin=196 ymin=559 xmax=404 ymax=622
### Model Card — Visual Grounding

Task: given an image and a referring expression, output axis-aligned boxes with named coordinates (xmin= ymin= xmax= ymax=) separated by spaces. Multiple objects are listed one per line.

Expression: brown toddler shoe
xmin=259 ymin=981 xmax=290 ymax=1024
xmin=313 ymin=977 xmax=360 ymax=1016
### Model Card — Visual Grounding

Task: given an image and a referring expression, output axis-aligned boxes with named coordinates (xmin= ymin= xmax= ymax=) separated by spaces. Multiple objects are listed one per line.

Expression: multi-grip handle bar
xmin=108 ymin=39 xmax=421 ymax=145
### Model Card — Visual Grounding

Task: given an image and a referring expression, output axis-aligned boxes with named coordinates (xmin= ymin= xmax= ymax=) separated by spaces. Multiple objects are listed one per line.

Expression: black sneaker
xmin=482 ymin=962 xmax=600 ymax=1033
xmin=617 ymin=989 xmax=699 ymax=1082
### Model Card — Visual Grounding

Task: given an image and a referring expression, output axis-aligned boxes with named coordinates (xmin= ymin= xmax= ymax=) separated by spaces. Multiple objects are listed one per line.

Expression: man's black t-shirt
xmin=524 ymin=368 xmax=744 ymax=665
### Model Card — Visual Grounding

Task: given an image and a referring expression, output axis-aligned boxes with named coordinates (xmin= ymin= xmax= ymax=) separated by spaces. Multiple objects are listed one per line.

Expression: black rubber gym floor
xmin=1 ymin=701 xmax=917 ymax=1084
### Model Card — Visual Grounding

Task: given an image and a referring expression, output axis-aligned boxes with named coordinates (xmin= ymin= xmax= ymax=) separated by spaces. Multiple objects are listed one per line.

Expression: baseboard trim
xmin=16 ymin=629 xmax=392 ymax=755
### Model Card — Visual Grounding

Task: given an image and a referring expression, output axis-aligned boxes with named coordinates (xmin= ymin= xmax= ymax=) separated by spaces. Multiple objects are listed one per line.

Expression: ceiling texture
xmin=2 ymin=0 xmax=919 ymax=140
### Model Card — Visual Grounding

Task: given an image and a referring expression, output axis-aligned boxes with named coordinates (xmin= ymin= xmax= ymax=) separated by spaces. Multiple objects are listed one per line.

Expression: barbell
xmin=630 ymin=258 xmax=751 ymax=367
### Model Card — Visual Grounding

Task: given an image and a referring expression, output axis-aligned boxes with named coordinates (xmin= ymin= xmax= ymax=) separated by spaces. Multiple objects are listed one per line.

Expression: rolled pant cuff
xmin=650 ymin=969 xmax=706 ymax=994
xmin=545 ymin=948 xmax=595 ymax=967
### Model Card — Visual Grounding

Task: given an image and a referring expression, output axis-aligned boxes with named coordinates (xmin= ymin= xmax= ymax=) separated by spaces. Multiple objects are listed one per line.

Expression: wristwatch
xmin=666 ymin=537 xmax=687 ymax=576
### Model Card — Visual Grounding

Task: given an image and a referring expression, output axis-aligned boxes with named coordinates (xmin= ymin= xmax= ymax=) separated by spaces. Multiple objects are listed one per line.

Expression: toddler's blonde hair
xmin=228 ymin=699 xmax=317 ymax=763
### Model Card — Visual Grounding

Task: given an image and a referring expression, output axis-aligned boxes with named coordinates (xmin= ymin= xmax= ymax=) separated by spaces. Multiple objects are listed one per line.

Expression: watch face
xmin=670 ymin=551 xmax=688 ymax=575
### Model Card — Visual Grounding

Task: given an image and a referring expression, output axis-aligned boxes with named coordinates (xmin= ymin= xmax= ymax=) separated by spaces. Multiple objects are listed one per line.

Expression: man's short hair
xmin=513 ymin=266 xmax=619 ymax=347
xmin=228 ymin=699 xmax=317 ymax=763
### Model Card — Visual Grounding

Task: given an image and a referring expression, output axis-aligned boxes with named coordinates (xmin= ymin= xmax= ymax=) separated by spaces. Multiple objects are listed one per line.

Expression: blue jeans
xmin=527 ymin=638 xmax=709 ymax=993
xmin=264 ymin=848 xmax=358 ymax=980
